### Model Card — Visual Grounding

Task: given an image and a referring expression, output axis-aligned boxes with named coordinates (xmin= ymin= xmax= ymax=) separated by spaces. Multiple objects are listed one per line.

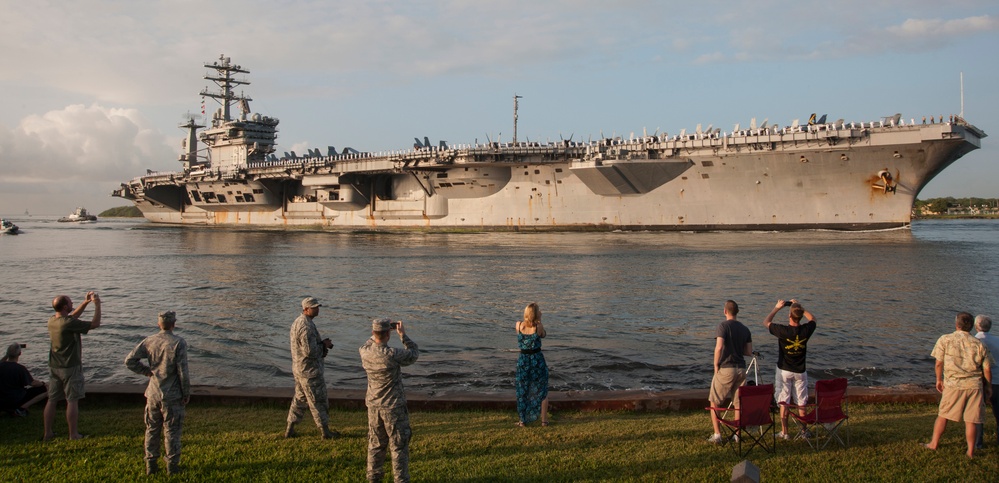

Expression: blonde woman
xmin=515 ymin=303 xmax=549 ymax=426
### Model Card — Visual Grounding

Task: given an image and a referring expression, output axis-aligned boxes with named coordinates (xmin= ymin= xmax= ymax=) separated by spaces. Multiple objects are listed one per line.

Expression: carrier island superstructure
xmin=113 ymin=55 xmax=987 ymax=231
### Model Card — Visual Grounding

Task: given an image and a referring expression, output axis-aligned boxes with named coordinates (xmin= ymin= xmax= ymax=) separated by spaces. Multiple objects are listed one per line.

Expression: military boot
xmin=284 ymin=422 xmax=297 ymax=438
xmin=167 ymin=464 xmax=182 ymax=476
xmin=145 ymin=461 xmax=158 ymax=475
xmin=321 ymin=425 xmax=340 ymax=440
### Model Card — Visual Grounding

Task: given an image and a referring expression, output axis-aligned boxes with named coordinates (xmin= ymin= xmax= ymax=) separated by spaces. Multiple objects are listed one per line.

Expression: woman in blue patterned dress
xmin=515 ymin=302 xmax=549 ymax=426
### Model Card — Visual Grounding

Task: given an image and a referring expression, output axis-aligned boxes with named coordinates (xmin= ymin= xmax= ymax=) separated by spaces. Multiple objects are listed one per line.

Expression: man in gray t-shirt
xmin=707 ymin=300 xmax=753 ymax=444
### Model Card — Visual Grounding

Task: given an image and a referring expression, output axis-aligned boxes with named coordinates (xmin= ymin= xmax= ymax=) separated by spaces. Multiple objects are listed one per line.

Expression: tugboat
xmin=1 ymin=219 xmax=19 ymax=234
xmin=58 ymin=207 xmax=98 ymax=223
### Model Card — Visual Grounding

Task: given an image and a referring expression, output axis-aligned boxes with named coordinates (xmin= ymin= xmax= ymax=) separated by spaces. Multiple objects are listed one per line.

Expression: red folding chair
xmin=706 ymin=383 xmax=776 ymax=457
xmin=783 ymin=377 xmax=849 ymax=449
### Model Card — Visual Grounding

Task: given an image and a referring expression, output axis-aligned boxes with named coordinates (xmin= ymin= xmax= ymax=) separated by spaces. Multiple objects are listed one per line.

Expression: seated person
xmin=0 ymin=343 xmax=48 ymax=416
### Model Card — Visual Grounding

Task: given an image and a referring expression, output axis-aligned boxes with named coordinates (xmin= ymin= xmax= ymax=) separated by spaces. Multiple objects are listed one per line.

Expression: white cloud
xmin=887 ymin=15 xmax=998 ymax=39
xmin=0 ymin=104 xmax=175 ymax=184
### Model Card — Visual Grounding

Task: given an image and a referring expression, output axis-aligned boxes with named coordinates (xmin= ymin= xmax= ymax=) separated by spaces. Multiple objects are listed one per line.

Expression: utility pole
xmin=513 ymin=94 xmax=522 ymax=145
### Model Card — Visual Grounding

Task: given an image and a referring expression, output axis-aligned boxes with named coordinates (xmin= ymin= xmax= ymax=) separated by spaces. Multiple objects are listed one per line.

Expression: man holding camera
xmin=43 ymin=291 xmax=102 ymax=441
xmin=360 ymin=318 xmax=419 ymax=483
xmin=764 ymin=298 xmax=817 ymax=439
xmin=286 ymin=296 xmax=338 ymax=439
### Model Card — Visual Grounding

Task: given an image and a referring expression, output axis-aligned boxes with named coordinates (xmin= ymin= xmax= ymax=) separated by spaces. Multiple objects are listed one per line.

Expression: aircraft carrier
xmin=113 ymin=55 xmax=987 ymax=231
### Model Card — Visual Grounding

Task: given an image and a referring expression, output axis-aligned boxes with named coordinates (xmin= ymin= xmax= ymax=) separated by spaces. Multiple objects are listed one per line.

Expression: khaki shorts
xmin=938 ymin=386 xmax=983 ymax=423
xmin=48 ymin=366 xmax=86 ymax=402
xmin=709 ymin=367 xmax=746 ymax=408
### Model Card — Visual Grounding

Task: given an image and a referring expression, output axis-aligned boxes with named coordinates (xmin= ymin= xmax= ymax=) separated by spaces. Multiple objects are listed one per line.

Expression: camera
xmin=782 ymin=301 xmax=792 ymax=307
xmin=389 ymin=322 xmax=399 ymax=329
xmin=19 ymin=343 xmax=26 ymax=348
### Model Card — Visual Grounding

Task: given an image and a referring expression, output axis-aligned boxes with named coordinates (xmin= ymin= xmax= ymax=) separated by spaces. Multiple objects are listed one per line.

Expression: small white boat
xmin=58 ymin=207 xmax=98 ymax=223
xmin=1 ymin=219 xmax=19 ymax=234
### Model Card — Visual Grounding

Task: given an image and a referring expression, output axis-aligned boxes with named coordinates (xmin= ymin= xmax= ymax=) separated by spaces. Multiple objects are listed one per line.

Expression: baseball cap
xmin=302 ymin=297 xmax=322 ymax=309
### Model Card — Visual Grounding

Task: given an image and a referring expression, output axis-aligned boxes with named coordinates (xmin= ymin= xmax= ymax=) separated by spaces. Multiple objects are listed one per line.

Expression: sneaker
xmin=14 ymin=408 xmax=28 ymax=417
xmin=731 ymin=433 xmax=741 ymax=443
xmin=707 ymin=433 xmax=724 ymax=444
xmin=800 ymin=429 xmax=814 ymax=439
xmin=777 ymin=432 xmax=791 ymax=441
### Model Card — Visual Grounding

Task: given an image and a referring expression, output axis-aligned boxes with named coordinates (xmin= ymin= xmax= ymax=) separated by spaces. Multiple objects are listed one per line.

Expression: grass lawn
xmin=1 ymin=402 xmax=997 ymax=481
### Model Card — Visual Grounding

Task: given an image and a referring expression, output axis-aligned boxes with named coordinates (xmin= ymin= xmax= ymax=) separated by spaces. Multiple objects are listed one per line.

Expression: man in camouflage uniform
xmin=286 ymin=296 xmax=337 ymax=439
xmin=124 ymin=311 xmax=191 ymax=475
xmin=360 ymin=318 xmax=419 ymax=483
xmin=924 ymin=311 xmax=992 ymax=459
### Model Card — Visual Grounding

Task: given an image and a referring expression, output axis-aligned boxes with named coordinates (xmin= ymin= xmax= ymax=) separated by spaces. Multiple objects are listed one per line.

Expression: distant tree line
xmin=99 ymin=205 xmax=143 ymax=217
xmin=914 ymin=197 xmax=999 ymax=216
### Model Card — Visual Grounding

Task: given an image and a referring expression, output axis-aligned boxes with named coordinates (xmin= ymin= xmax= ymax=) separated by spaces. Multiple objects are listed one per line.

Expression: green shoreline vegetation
xmin=2 ymin=403 xmax=997 ymax=481
xmin=98 ymin=206 xmax=143 ymax=218
xmin=914 ymin=197 xmax=999 ymax=217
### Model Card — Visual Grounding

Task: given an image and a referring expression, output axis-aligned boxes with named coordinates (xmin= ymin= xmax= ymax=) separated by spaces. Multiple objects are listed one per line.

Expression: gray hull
xmin=114 ymin=57 xmax=985 ymax=231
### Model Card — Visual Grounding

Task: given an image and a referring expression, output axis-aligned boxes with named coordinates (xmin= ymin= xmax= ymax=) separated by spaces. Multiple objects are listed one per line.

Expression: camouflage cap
xmin=302 ymin=297 xmax=322 ymax=309
xmin=372 ymin=318 xmax=393 ymax=331
xmin=158 ymin=311 xmax=177 ymax=325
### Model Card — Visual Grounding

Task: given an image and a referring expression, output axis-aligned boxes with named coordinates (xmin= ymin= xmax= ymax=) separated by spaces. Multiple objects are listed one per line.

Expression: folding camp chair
xmin=706 ymin=383 xmax=776 ymax=457
xmin=783 ymin=377 xmax=849 ymax=449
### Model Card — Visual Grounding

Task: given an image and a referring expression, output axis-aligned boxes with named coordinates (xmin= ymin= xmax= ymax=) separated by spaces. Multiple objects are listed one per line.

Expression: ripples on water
xmin=1 ymin=218 xmax=997 ymax=396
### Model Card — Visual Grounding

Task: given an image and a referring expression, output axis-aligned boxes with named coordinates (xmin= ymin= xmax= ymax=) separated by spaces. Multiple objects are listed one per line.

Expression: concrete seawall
xmin=84 ymin=384 xmax=938 ymax=411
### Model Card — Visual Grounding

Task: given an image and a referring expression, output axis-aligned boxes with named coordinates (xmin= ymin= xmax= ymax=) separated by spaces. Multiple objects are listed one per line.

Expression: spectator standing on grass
xmin=515 ymin=302 xmax=549 ymax=427
xmin=286 ymin=296 xmax=338 ymax=439
xmin=973 ymin=314 xmax=999 ymax=448
xmin=764 ymin=299 xmax=817 ymax=440
xmin=924 ymin=312 xmax=992 ymax=459
xmin=43 ymin=291 xmax=101 ymax=441
xmin=0 ymin=343 xmax=48 ymax=416
xmin=360 ymin=318 xmax=419 ymax=483
xmin=124 ymin=311 xmax=190 ymax=476
xmin=707 ymin=300 xmax=753 ymax=444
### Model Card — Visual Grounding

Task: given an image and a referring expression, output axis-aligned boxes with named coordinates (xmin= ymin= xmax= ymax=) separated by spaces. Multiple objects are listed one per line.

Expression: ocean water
xmin=1 ymin=217 xmax=997 ymax=396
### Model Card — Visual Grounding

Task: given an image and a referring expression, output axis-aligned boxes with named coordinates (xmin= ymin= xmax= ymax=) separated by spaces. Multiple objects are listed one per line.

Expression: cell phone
xmin=782 ymin=301 xmax=792 ymax=307
xmin=389 ymin=322 xmax=399 ymax=329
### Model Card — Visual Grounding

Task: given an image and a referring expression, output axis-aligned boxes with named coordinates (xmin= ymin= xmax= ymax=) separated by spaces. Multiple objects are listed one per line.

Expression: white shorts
xmin=776 ymin=368 xmax=808 ymax=406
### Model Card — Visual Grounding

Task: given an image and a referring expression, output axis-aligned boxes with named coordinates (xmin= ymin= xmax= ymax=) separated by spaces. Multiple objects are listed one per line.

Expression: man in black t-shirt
xmin=0 ymin=343 xmax=48 ymax=416
xmin=764 ymin=299 xmax=817 ymax=439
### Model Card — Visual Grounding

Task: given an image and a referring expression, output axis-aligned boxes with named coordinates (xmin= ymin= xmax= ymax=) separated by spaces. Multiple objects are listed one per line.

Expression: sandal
xmin=542 ymin=420 xmax=550 ymax=427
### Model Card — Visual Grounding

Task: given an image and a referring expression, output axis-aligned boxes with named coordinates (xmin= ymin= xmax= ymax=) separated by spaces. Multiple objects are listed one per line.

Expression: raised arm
xmin=802 ymin=307 xmax=816 ymax=324
xmin=764 ymin=299 xmax=785 ymax=329
xmin=88 ymin=293 xmax=102 ymax=329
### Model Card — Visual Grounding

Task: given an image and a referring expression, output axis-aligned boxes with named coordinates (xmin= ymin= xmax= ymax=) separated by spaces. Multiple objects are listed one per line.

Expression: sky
xmin=1 ymin=1 xmax=997 ymax=215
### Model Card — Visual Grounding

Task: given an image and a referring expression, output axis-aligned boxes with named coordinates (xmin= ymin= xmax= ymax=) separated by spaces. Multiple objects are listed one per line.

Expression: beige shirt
xmin=931 ymin=330 xmax=991 ymax=390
